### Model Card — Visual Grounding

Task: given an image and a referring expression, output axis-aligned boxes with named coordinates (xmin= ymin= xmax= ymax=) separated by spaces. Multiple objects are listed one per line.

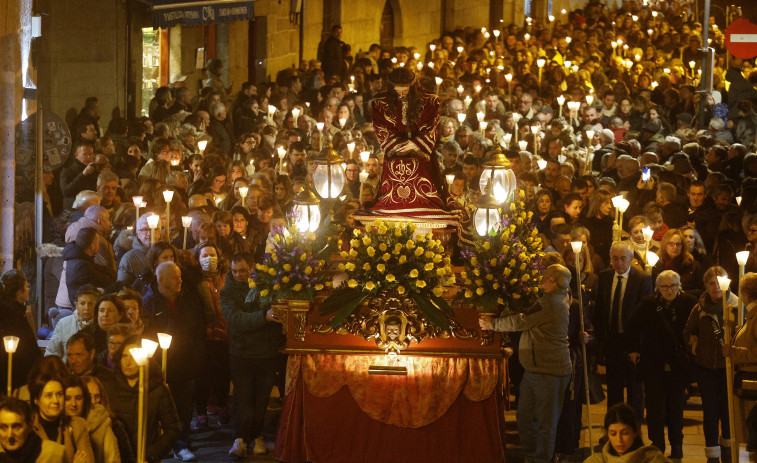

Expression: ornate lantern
xmin=478 ymin=146 xmax=517 ymax=203
xmin=312 ymin=137 xmax=345 ymax=199
xmin=474 ymin=183 xmax=502 ymax=237
xmin=292 ymin=185 xmax=321 ymax=233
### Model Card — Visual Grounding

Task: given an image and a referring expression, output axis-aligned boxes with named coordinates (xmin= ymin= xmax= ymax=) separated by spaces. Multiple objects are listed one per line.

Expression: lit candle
xmin=162 ymin=190 xmax=174 ymax=240
xmin=147 ymin=214 xmax=160 ymax=244
xmin=132 ymin=196 xmax=143 ymax=226
xmin=291 ymin=107 xmax=300 ymax=126
xmin=359 ymin=170 xmax=369 ymax=184
xmin=480 ymin=120 xmax=488 ymax=135
xmin=277 ymin=146 xmax=287 ymax=174
xmin=556 ymin=95 xmax=565 ymax=117
xmin=181 ymin=216 xmax=191 ymax=250
xmin=239 ymin=186 xmax=248 ymax=207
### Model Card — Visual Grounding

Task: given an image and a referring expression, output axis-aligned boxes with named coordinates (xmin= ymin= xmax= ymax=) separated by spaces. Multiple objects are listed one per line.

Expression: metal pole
xmin=698 ymin=0 xmax=712 ymax=130
xmin=35 ymin=104 xmax=44 ymax=330
xmin=575 ymin=250 xmax=594 ymax=454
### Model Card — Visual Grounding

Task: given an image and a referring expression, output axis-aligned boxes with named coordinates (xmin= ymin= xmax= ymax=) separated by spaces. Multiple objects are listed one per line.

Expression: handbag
xmin=735 ymin=371 xmax=757 ymax=400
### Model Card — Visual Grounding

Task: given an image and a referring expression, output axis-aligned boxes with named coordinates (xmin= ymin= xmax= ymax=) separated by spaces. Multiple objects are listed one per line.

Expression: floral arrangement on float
xmin=460 ymin=189 xmax=545 ymax=313
xmin=248 ymin=223 xmax=331 ymax=306
xmin=318 ymin=219 xmax=455 ymax=329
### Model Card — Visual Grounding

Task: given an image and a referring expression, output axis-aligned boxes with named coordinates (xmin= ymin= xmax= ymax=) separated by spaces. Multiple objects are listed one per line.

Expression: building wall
xmin=38 ymin=0 xmax=127 ymax=131
xmin=252 ymin=0 xmax=300 ymax=82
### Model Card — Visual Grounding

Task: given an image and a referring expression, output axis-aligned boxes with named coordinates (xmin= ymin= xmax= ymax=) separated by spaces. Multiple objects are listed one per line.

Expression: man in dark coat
xmin=626 ymin=270 xmax=698 ymax=458
xmin=60 ymin=140 xmax=98 ymax=209
xmin=320 ymin=25 xmax=346 ymax=82
xmin=63 ymin=227 xmax=116 ymax=306
xmin=592 ymin=241 xmax=653 ymax=420
xmin=221 ymin=253 xmax=284 ymax=458
xmin=142 ymin=261 xmax=207 ymax=461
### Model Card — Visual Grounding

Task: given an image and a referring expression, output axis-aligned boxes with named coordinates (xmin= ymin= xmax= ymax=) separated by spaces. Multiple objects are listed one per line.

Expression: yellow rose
xmin=490 ymin=258 xmax=498 ymax=266
xmin=476 ymin=287 xmax=485 ymax=296
xmin=425 ymin=251 xmax=434 ymax=259
xmin=366 ymin=281 xmax=376 ymax=291
xmin=268 ymin=268 xmax=276 ymax=276
xmin=416 ymin=234 xmax=426 ymax=243
xmin=293 ymin=284 xmax=302 ymax=291
xmin=416 ymin=280 xmax=427 ymax=288
xmin=464 ymin=290 xmax=473 ymax=298
xmin=261 ymin=289 xmax=269 ymax=297
xmin=394 ymin=228 xmax=402 ymax=237
xmin=350 ymin=239 xmax=360 ymax=248
xmin=365 ymin=223 xmax=373 ymax=233
xmin=348 ymin=279 xmax=358 ymax=288
xmin=398 ymin=286 xmax=406 ymax=294
xmin=273 ymin=284 xmax=281 ymax=290
xmin=386 ymin=274 xmax=395 ymax=282
xmin=486 ymin=274 xmax=494 ymax=281
xmin=410 ymin=269 xmax=419 ymax=278
xmin=304 ymin=266 xmax=313 ymax=275
xmin=522 ymin=274 xmax=530 ymax=282
xmin=363 ymin=263 xmax=371 ymax=271
xmin=483 ymin=241 xmax=491 ymax=250
xmin=382 ymin=253 xmax=391 ymax=261
xmin=378 ymin=225 xmax=388 ymax=234
xmin=367 ymin=246 xmax=376 ymax=257
xmin=475 ymin=279 xmax=484 ymax=286
xmin=379 ymin=243 xmax=387 ymax=251
xmin=345 ymin=262 xmax=356 ymax=271
xmin=354 ymin=229 xmax=361 ymax=237
xmin=433 ymin=286 xmax=444 ymax=297
xmin=502 ymin=245 xmax=510 ymax=254
xmin=497 ymin=297 xmax=505 ymax=305
xmin=315 ymin=284 xmax=324 ymax=291
xmin=473 ymin=269 xmax=480 ymax=277
xmin=424 ymin=263 xmax=434 ymax=271
xmin=349 ymin=249 xmax=358 ymax=257
xmin=415 ymin=247 xmax=424 ymax=257
xmin=282 ymin=276 xmax=290 ymax=283
xmin=300 ymin=253 xmax=307 ymax=262
xmin=362 ymin=236 xmax=371 ymax=245
xmin=399 ymin=256 xmax=407 ymax=264
xmin=283 ymin=264 xmax=292 ymax=271
xmin=493 ymin=283 xmax=500 ymax=289
xmin=249 ymin=280 xmax=256 ymax=288
xmin=433 ymin=255 xmax=442 ymax=263
xmin=513 ymin=293 xmax=521 ymax=299
xmin=377 ymin=264 xmax=386 ymax=273
xmin=436 ymin=268 xmax=446 ymax=276
xmin=394 ymin=243 xmax=403 ymax=251
xmin=470 ymin=257 xmax=478 ymax=266
xmin=338 ymin=263 xmax=346 ymax=271
xmin=406 ymin=240 xmax=415 ymax=249
xmin=504 ymin=268 xmax=512 ymax=276
xmin=256 ymin=264 xmax=267 ymax=271
xmin=340 ymin=251 xmax=349 ymax=259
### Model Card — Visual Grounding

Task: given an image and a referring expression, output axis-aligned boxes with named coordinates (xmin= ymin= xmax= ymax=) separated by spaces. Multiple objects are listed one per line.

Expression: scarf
xmin=0 ymin=431 xmax=42 ymax=463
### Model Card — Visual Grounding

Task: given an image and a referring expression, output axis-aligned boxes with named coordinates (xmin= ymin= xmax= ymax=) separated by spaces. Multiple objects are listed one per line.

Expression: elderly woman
xmin=723 ymin=273 xmax=757 ymax=451
xmin=684 ymin=266 xmax=739 ymax=463
xmin=651 ymin=229 xmax=703 ymax=292
xmin=626 ymin=270 xmax=698 ymax=458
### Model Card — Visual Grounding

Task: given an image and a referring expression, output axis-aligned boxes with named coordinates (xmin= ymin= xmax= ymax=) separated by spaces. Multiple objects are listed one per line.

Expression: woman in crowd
xmin=530 ymin=189 xmax=555 ymax=237
xmin=62 ymin=375 xmax=120 ymax=463
xmin=131 ymin=241 xmax=176 ymax=296
xmin=626 ymin=216 xmax=660 ymax=273
xmin=681 ymin=225 xmax=713 ymax=270
xmin=585 ymin=403 xmax=669 ymax=462
xmin=274 ymin=174 xmax=294 ymax=213
xmin=247 ymin=194 xmax=278 ymax=260
xmin=193 ymin=242 xmax=230 ymax=429
xmin=80 ymin=376 xmax=134 ymax=463
xmin=109 ymin=336 xmax=180 ymax=463
xmin=96 ymin=323 xmax=135 ymax=370
xmin=0 ymin=270 xmax=41 ymax=395
xmin=651 ymin=229 xmax=704 ymax=292
xmin=29 ymin=375 xmax=94 ymax=462
xmin=582 ymin=189 xmax=614 ymax=265
xmin=84 ymin=294 xmax=128 ymax=354
xmin=684 ymin=266 xmax=739 ymax=463
xmin=229 ymin=206 xmax=254 ymax=254
xmin=117 ymin=288 xmax=145 ymax=335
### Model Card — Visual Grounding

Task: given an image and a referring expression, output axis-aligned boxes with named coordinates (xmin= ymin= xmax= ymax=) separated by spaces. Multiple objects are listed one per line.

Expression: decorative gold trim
xmin=282 ymin=347 xmax=504 ymax=358
xmin=309 ymin=288 xmax=477 ymax=354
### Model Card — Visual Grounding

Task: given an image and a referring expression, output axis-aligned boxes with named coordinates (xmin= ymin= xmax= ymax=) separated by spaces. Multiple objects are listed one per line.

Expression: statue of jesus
xmin=368 ymin=68 xmax=456 ymax=223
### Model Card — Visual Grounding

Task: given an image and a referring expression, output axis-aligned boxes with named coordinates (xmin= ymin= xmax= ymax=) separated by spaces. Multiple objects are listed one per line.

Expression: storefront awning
xmin=149 ymin=0 xmax=254 ymax=29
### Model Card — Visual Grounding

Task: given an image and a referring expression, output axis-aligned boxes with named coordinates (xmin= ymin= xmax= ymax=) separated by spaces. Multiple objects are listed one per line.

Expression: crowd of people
xmin=2 ymin=0 xmax=757 ymax=461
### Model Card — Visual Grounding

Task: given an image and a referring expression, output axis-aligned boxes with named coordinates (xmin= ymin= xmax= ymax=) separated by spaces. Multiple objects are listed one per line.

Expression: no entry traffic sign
xmin=725 ymin=18 xmax=757 ymax=59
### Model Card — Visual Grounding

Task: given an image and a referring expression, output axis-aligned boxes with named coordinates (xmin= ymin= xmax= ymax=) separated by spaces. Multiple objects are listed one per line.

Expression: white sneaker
xmin=229 ymin=438 xmax=248 ymax=458
xmin=253 ymin=437 xmax=267 ymax=455
xmin=173 ymin=448 xmax=197 ymax=461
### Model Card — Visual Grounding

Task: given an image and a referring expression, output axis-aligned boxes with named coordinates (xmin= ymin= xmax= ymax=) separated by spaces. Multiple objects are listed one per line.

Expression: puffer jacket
xmin=491 ymin=288 xmax=572 ymax=376
xmin=86 ymin=404 xmax=121 ymax=463
xmin=220 ymin=271 xmax=285 ymax=359
xmin=684 ymin=290 xmax=739 ymax=370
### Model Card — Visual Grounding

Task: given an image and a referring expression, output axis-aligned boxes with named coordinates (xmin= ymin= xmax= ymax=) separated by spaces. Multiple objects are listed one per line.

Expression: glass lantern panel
xmin=329 ymin=164 xmax=345 ymax=198
xmin=474 ymin=207 xmax=501 ymax=236
xmin=313 ymin=165 xmax=330 ymax=198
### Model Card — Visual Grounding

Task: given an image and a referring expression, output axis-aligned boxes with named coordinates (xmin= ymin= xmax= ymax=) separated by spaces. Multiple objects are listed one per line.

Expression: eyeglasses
xmin=660 ymin=284 xmax=679 ymax=291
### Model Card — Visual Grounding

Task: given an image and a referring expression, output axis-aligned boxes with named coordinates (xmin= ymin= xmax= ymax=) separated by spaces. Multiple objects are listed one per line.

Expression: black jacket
xmin=0 ymin=298 xmax=42 ymax=392
xmin=142 ymin=279 xmax=207 ymax=383
xmin=207 ymin=118 xmax=233 ymax=157
xmin=592 ymin=267 xmax=653 ymax=352
xmin=625 ymin=291 xmax=698 ymax=378
xmin=62 ymin=241 xmax=117 ymax=306
xmin=59 ymin=159 xmax=98 ymax=209
xmin=650 ymin=255 xmax=703 ymax=293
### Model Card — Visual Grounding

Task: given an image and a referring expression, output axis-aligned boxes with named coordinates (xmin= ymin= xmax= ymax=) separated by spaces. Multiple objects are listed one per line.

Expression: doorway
xmin=380 ymin=1 xmax=397 ymax=51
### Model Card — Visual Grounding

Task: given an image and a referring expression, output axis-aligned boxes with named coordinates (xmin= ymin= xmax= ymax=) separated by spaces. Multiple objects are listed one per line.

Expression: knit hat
xmin=711 ymin=91 xmax=722 ymax=104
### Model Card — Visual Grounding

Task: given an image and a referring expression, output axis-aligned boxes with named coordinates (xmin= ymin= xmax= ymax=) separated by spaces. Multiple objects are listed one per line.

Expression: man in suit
xmin=593 ymin=241 xmax=653 ymax=419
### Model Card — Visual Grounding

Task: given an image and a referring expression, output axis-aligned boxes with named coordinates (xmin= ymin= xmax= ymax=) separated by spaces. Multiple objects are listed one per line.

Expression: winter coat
xmin=65 ymin=217 xmax=116 ymax=272
xmin=106 ymin=368 xmax=180 ymax=463
xmin=220 ymin=271 xmax=285 ymax=359
xmin=59 ymin=159 xmax=97 ymax=209
xmin=62 ymin=241 xmax=116 ymax=306
xmin=0 ymin=298 xmax=42 ymax=392
xmin=44 ymin=312 xmax=90 ymax=358
xmin=207 ymin=118 xmax=233 ymax=157
xmin=684 ymin=290 xmax=739 ymax=370
xmin=729 ymin=301 xmax=757 ymax=373
xmin=142 ymin=279 xmax=207 ymax=383
xmin=491 ymin=288 xmax=572 ymax=376
xmin=625 ymin=291 xmax=698 ymax=379
xmin=32 ymin=414 xmax=94 ymax=463
xmin=0 ymin=432 xmax=66 ymax=462
xmin=650 ymin=254 xmax=703 ymax=293
xmin=584 ymin=441 xmax=671 ymax=462
xmin=117 ymin=236 xmax=150 ymax=286
xmin=86 ymin=404 xmax=121 ymax=463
